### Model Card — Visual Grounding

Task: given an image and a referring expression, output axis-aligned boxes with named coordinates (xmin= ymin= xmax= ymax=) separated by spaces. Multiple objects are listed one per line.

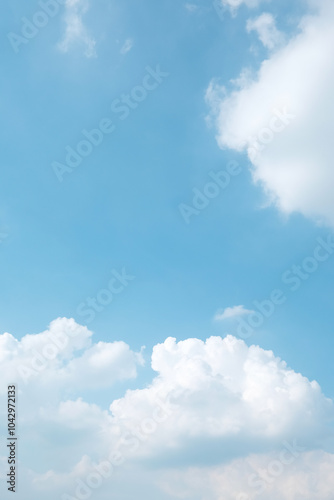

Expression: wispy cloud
xmin=185 ymin=3 xmax=199 ymax=13
xmin=247 ymin=13 xmax=284 ymax=50
xmin=120 ymin=38 xmax=134 ymax=55
xmin=214 ymin=304 xmax=254 ymax=320
xmin=221 ymin=0 xmax=263 ymax=9
xmin=58 ymin=0 xmax=96 ymax=58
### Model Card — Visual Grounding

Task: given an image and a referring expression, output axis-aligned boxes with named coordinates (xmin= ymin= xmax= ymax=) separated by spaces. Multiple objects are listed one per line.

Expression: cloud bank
xmin=0 ymin=321 xmax=332 ymax=499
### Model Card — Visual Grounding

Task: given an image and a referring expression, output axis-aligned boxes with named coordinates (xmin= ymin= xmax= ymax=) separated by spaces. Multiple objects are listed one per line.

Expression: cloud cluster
xmin=109 ymin=335 xmax=333 ymax=466
xmin=207 ymin=0 xmax=334 ymax=227
xmin=0 ymin=321 xmax=333 ymax=499
xmin=0 ymin=318 xmax=144 ymax=481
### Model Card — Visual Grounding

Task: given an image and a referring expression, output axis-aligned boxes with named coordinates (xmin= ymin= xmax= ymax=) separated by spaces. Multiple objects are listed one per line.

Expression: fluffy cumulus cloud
xmin=58 ymin=0 xmax=96 ymax=57
xmin=207 ymin=0 xmax=334 ymax=227
xmin=0 ymin=317 xmax=143 ymax=390
xmin=0 ymin=323 xmax=333 ymax=499
xmin=109 ymin=336 xmax=333 ymax=465
xmin=0 ymin=319 xmax=144 ymax=497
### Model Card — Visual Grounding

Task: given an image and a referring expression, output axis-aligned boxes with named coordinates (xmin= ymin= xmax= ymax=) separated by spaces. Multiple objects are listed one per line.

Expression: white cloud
xmin=247 ymin=13 xmax=284 ymax=49
xmin=62 ymin=340 xmax=143 ymax=390
xmin=0 ymin=318 xmax=144 ymax=478
xmin=206 ymin=1 xmax=334 ymax=227
xmin=9 ymin=449 xmax=334 ymax=500
xmin=221 ymin=0 xmax=265 ymax=11
xmin=0 ymin=317 xmax=143 ymax=391
xmin=44 ymin=398 xmax=113 ymax=430
xmin=158 ymin=450 xmax=334 ymax=500
xmin=120 ymin=38 xmax=134 ymax=55
xmin=0 ymin=324 xmax=333 ymax=499
xmin=213 ymin=0 xmax=266 ymax=22
xmin=109 ymin=335 xmax=332 ymax=465
xmin=58 ymin=0 xmax=96 ymax=58
xmin=214 ymin=305 xmax=255 ymax=320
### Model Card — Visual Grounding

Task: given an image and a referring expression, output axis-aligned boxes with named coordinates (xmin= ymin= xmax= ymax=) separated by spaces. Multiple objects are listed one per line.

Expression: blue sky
xmin=1 ymin=1 xmax=334 ymax=499
xmin=1 ymin=0 xmax=333 ymax=395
